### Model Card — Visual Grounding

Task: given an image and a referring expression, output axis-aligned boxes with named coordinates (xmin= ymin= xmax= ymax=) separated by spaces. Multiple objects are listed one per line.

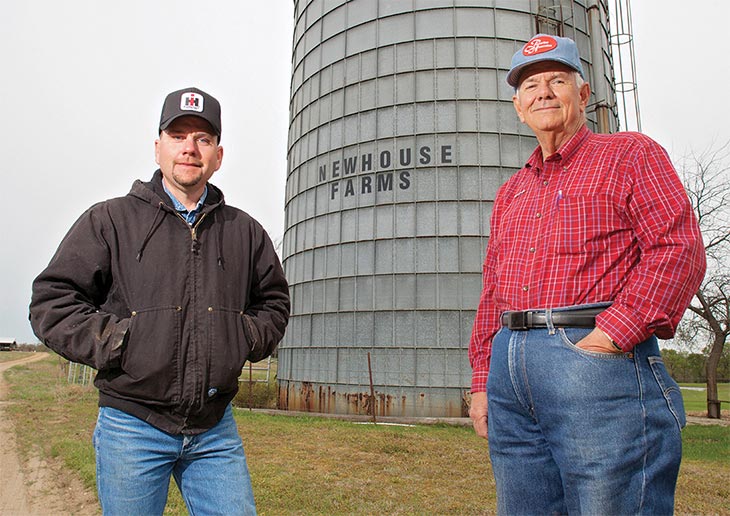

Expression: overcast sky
xmin=2 ymin=1 xmax=728 ymax=344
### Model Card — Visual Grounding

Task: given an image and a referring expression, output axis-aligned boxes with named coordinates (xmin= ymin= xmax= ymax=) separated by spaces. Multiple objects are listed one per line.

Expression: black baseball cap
xmin=159 ymin=87 xmax=222 ymax=140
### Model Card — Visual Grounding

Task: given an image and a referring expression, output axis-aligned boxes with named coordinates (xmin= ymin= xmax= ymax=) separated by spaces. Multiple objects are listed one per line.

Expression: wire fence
xmin=65 ymin=356 xmax=275 ymax=388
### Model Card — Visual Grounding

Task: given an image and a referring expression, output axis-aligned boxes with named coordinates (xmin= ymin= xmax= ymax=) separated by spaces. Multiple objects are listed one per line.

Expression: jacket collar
xmin=129 ymin=170 xmax=225 ymax=213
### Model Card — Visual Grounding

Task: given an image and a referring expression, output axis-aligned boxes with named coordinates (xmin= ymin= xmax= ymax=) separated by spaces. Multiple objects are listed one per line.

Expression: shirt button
xmin=522 ymin=285 xmax=529 ymax=292
xmin=543 ymin=180 xmax=549 ymax=186
xmin=207 ymin=388 xmax=218 ymax=397
xmin=529 ymin=247 xmax=536 ymax=253
xmin=535 ymin=212 xmax=542 ymax=219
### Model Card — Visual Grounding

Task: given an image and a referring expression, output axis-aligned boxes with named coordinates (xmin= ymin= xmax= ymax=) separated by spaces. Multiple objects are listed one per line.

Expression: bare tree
xmin=680 ymin=141 xmax=730 ymax=419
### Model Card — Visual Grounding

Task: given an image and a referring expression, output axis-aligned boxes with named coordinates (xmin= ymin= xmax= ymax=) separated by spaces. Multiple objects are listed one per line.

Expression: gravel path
xmin=0 ymin=354 xmax=98 ymax=515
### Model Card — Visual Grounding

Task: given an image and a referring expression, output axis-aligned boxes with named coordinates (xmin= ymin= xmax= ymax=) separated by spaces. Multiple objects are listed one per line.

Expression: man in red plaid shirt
xmin=469 ymin=34 xmax=706 ymax=515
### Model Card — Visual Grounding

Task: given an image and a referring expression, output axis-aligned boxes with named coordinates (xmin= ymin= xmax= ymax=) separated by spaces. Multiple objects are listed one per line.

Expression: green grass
xmin=3 ymin=354 xmax=729 ymax=515
xmin=680 ymin=383 xmax=730 ymax=413
xmin=681 ymin=425 xmax=730 ymax=462
xmin=237 ymin=412 xmax=490 ymax=514
xmin=0 ymin=350 xmax=32 ymax=362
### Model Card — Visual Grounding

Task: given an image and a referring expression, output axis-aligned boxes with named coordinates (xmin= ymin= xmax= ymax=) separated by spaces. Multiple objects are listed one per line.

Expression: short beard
xmin=172 ymin=170 xmax=203 ymax=188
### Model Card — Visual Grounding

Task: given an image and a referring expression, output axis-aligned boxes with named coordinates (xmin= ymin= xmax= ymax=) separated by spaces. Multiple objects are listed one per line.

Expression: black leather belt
xmin=501 ymin=308 xmax=604 ymax=330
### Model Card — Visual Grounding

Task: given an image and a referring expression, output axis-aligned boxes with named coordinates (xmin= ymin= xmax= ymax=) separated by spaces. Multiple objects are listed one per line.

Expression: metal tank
xmin=278 ymin=0 xmax=619 ymax=417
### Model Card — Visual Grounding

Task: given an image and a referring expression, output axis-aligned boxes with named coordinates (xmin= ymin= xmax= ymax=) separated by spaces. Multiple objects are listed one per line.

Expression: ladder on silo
xmin=533 ymin=0 xmax=641 ymax=133
xmin=608 ymin=0 xmax=642 ymax=132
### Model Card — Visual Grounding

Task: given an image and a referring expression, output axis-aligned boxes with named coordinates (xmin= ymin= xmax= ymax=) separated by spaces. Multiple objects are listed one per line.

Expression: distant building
xmin=0 ymin=338 xmax=18 ymax=351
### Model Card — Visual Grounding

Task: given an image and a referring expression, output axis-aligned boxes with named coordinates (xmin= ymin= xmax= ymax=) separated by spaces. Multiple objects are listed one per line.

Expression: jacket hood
xmin=129 ymin=170 xmax=227 ymax=264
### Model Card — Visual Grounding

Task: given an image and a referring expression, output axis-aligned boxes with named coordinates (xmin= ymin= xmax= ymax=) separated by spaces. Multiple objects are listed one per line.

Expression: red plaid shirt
xmin=469 ymin=125 xmax=706 ymax=393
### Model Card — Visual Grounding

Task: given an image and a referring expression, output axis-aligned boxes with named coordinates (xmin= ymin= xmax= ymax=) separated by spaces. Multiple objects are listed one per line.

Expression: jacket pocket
xmin=242 ymin=314 xmax=265 ymax=362
xmin=648 ymin=355 xmax=687 ymax=430
xmin=207 ymin=307 xmax=250 ymax=393
xmin=118 ymin=306 xmax=182 ymax=403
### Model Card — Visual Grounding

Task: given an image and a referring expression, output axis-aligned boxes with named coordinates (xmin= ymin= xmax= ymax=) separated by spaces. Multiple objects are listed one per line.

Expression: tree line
xmin=661 ymin=348 xmax=729 ymax=384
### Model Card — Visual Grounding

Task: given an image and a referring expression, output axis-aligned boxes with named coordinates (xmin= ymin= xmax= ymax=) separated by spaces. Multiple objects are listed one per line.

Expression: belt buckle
xmin=507 ymin=311 xmax=529 ymax=330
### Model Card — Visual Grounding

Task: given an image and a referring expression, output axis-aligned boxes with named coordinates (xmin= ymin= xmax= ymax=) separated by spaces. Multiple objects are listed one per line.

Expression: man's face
xmin=155 ymin=116 xmax=223 ymax=192
xmin=512 ymin=62 xmax=590 ymax=139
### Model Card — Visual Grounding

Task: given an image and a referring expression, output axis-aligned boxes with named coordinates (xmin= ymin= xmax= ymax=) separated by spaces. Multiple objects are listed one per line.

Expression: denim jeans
xmin=487 ymin=320 xmax=685 ymax=515
xmin=93 ymin=404 xmax=256 ymax=515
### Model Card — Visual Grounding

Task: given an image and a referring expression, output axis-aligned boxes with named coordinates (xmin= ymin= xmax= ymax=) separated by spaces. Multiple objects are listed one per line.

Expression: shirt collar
xmin=162 ymin=182 xmax=208 ymax=225
xmin=525 ymin=124 xmax=592 ymax=174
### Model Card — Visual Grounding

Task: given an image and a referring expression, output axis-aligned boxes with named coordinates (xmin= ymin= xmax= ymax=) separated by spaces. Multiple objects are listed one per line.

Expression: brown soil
xmin=686 ymin=412 xmax=730 ymax=426
xmin=0 ymin=355 xmax=99 ymax=515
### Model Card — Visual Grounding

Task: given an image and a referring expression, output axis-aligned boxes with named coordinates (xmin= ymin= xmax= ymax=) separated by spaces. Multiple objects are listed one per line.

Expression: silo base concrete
xmin=278 ymin=381 xmax=468 ymax=418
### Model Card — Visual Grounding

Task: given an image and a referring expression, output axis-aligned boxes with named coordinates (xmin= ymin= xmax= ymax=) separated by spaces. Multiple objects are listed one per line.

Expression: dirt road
xmin=0 ymin=354 xmax=98 ymax=515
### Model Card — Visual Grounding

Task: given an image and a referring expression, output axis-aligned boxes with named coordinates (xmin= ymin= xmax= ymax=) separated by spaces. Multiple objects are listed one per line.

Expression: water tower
xmin=278 ymin=0 xmax=619 ymax=417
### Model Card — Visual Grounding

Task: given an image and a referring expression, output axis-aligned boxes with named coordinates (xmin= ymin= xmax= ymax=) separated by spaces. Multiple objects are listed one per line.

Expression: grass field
xmin=0 ymin=351 xmax=33 ymax=363
xmin=4 ymin=353 xmax=729 ymax=515
xmin=680 ymin=382 xmax=730 ymax=413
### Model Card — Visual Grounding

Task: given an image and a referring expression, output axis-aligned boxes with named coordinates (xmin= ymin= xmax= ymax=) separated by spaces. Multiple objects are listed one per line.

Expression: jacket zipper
xmin=174 ymin=211 xmax=209 ymax=419
xmin=187 ymin=212 xmax=207 ymax=253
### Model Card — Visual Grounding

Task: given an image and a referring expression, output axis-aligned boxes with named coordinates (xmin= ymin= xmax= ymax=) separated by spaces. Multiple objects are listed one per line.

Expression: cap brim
xmin=507 ymin=58 xmax=583 ymax=88
xmin=159 ymin=113 xmax=220 ymax=136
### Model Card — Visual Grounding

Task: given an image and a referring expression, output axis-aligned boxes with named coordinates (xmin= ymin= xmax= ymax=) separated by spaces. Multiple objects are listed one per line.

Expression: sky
xmin=2 ymin=1 xmax=728 ymax=344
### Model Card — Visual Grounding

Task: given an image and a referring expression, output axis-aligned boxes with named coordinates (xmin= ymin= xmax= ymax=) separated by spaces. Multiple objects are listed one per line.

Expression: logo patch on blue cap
xmin=523 ymin=35 xmax=558 ymax=56
xmin=180 ymin=92 xmax=204 ymax=113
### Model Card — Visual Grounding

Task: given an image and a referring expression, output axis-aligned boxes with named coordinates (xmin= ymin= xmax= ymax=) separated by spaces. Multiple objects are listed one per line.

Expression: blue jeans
xmin=487 ymin=323 xmax=685 ymax=515
xmin=93 ymin=404 xmax=256 ymax=515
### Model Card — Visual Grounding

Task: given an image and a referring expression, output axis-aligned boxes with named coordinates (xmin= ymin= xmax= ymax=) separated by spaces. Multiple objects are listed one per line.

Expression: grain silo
xmin=278 ymin=0 xmax=620 ymax=417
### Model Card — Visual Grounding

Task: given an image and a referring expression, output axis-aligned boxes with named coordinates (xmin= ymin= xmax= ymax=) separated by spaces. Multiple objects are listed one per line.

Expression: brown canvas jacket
xmin=30 ymin=170 xmax=290 ymax=434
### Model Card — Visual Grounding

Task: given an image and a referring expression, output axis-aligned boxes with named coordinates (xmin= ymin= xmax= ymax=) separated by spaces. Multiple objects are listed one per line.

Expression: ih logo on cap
xmin=180 ymin=92 xmax=204 ymax=113
xmin=523 ymin=36 xmax=557 ymax=56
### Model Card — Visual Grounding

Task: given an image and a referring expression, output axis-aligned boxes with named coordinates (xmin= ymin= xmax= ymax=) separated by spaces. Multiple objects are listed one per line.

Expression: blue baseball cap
xmin=506 ymin=34 xmax=584 ymax=88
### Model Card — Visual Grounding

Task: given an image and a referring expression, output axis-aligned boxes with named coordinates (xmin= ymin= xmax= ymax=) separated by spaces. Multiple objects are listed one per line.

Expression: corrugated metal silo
xmin=278 ymin=0 xmax=619 ymax=417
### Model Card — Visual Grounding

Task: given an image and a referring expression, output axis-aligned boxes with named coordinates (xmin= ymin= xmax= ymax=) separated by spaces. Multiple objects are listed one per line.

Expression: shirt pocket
xmin=553 ymin=194 xmax=628 ymax=255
